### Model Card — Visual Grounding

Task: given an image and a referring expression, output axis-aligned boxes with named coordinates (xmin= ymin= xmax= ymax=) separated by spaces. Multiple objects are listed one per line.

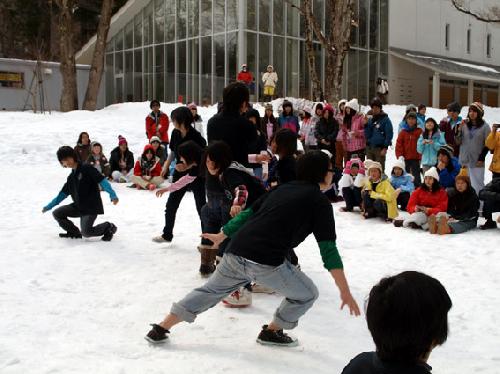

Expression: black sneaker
xmin=480 ymin=220 xmax=498 ymax=230
xmin=145 ymin=323 xmax=169 ymax=344
xmin=59 ymin=232 xmax=82 ymax=239
xmin=256 ymin=325 xmax=298 ymax=347
xmin=101 ymin=223 xmax=117 ymax=242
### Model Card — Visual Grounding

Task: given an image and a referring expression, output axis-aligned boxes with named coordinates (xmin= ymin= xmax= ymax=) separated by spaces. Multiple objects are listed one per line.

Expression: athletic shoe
xmin=428 ymin=215 xmax=438 ymax=234
xmin=256 ymin=325 xmax=298 ymax=347
xmin=145 ymin=324 xmax=169 ymax=344
xmin=59 ymin=232 xmax=82 ymax=239
xmin=152 ymin=235 xmax=171 ymax=243
xmin=480 ymin=220 xmax=498 ymax=230
xmin=407 ymin=222 xmax=421 ymax=229
xmin=101 ymin=223 xmax=117 ymax=242
xmin=147 ymin=183 xmax=156 ymax=191
xmin=222 ymin=288 xmax=252 ymax=308
xmin=250 ymin=283 xmax=275 ymax=294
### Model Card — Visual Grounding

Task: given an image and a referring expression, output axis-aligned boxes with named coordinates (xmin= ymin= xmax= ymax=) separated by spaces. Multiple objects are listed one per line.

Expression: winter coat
xmin=407 ymin=187 xmax=448 ymax=216
xmin=237 ymin=70 xmax=253 ymax=84
xmin=74 ymin=144 xmax=91 ymax=164
xmin=364 ymin=112 xmax=393 ymax=148
xmin=364 ymin=176 xmax=398 ymax=219
xmin=133 ymin=145 xmax=162 ymax=177
xmin=339 ymin=114 xmax=366 ymax=152
xmin=485 ymin=130 xmax=500 ymax=173
xmin=261 ymin=115 xmax=279 ymax=142
xmin=109 ymin=147 xmax=134 ymax=174
xmin=154 ymin=144 xmax=167 ymax=165
xmin=447 ymin=186 xmax=480 ymax=221
xmin=278 ymin=113 xmax=300 ymax=134
xmin=396 ymin=124 xmax=423 ymax=160
xmin=315 ymin=117 xmax=339 ymax=145
xmin=376 ymin=80 xmax=389 ymax=95
xmin=262 ymin=71 xmax=278 ymax=87
xmin=439 ymin=116 xmax=462 ymax=156
xmin=86 ymin=153 xmax=111 ymax=177
xmin=417 ymin=113 xmax=426 ymax=128
xmin=299 ymin=117 xmax=317 ymax=146
xmin=479 ymin=178 xmax=500 ymax=202
xmin=438 ymin=157 xmax=461 ymax=188
xmin=248 ymin=130 xmax=268 ymax=168
xmin=456 ymin=121 xmax=491 ymax=166
xmin=417 ymin=131 xmax=445 ymax=166
xmin=267 ymin=156 xmax=297 ymax=188
xmin=221 ymin=163 xmax=266 ymax=207
xmin=390 ymin=173 xmax=415 ymax=193
xmin=146 ymin=111 xmax=170 ymax=143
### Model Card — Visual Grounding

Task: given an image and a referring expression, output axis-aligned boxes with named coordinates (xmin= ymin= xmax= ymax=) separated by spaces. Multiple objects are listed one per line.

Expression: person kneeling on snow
xmin=144 ymin=151 xmax=360 ymax=347
xmin=131 ymin=144 xmax=164 ymax=190
xmin=397 ymin=167 xmax=448 ymax=230
xmin=390 ymin=158 xmax=414 ymax=212
xmin=42 ymin=146 xmax=118 ymax=241
xmin=362 ymin=160 xmax=398 ymax=221
xmin=339 ymin=157 xmax=366 ymax=212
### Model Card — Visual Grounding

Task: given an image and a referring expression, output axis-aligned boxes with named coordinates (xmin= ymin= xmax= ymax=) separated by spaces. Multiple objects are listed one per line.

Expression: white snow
xmin=405 ymin=53 xmax=500 ymax=75
xmin=0 ymin=102 xmax=499 ymax=374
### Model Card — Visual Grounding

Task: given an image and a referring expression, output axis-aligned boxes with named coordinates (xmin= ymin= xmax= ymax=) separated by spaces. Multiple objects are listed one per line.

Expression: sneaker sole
xmin=144 ymin=336 xmax=168 ymax=344
xmin=222 ymin=301 xmax=251 ymax=308
xmin=256 ymin=338 xmax=299 ymax=347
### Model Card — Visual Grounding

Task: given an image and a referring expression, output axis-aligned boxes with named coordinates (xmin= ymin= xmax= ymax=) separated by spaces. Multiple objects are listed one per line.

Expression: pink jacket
xmin=339 ymin=114 xmax=366 ymax=152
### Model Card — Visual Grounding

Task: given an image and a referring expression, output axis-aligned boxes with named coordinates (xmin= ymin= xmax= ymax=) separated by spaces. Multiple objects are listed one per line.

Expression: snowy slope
xmin=0 ymin=102 xmax=499 ymax=374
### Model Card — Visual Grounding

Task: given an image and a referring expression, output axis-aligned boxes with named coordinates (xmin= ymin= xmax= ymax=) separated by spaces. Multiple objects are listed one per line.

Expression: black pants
xmin=493 ymin=172 xmax=500 ymax=180
xmin=397 ymin=191 xmax=411 ymax=211
xmin=52 ymin=204 xmax=110 ymax=237
xmin=483 ymin=199 xmax=500 ymax=221
xmin=342 ymin=187 xmax=362 ymax=210
xmin=405 ymin=159 xmax=421 ymax=187
xmin=362 ymin=191 xmax=388 ymax=219
xmin=162 ymin=175 xmax=206 ymax=241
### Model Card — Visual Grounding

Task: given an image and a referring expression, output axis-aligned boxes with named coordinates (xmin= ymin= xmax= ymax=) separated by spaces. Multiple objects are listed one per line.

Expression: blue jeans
xmin=171 ymin=253 xmax=319 ymax=329
xmin=201 ymin=193 xmax=231 ymax=251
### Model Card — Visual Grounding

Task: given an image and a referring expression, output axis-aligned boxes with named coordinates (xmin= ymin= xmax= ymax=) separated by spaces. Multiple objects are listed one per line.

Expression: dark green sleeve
xmin=318 ymin=240 xmax=343 ymax=270
xmin=222 ymin=208 xmax=254 ymax=238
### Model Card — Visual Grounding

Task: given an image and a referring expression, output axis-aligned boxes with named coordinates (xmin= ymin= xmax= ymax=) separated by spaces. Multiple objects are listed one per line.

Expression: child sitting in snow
xmin=362 ymin=160 xmax=398 ymax=221
xmin=131 ymin=144 xmax=164 ymax=190
xmin=389 ymin=158 xmax=414 ymax=211
xmin=339 ymin=156 xmax=366 ymax=212
xmin=86 ymin=141 xmax=111 ymax=178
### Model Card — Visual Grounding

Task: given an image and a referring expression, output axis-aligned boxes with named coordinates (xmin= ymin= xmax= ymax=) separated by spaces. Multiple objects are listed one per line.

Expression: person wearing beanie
xmin=417 ymin=118 xmax=445 ymax=173
xmin=364 ymin=97 xmax=393 ymax=171
xmin=435 ymin=144 xmax=461 ymax=188
xmin=261 ymin=103 xmax=278 ymax=143
xmin=262 ymin=65 xmax=278 ymax=101
xmin=86 ymin=141 xmax=111 ymax=178
xmin=109 ymin=135 xmax=134 ymax=182
xmin=398 ymin=167 xmax=448 ymax=230
xmin=478 ymin=177 xmax=500 ymax=230
xmin=428 ymin=171 xmax=480 ymax=235
xmin=298 ymin=106 xmax=318 ymax=152
xmin=149 ymin=135 xmax=167 ymax=165
xmin=278 ymin=100 xmax=300 ymax=134
xmin=362 ymin=160 xmax=398 ymax=221
xmin=315 ymin=103 xmax=339 ymax=157
xmin=389 ymin=158 xmax=414 ymax=211
xmin=131 ymin=144 xmax=164 ymax=190
xmin=485 ymin=123 xmax=500 ymax=178
xmin=338 ymin=157 xmax=366 ymax=212
xmin=146 ymin=99 xmax=170 ymax=159
xmin=455 ymin=102 xmax=491 ymax=194
xmin=339 ymin=98 xmax=366 ymax=163
xmin=188 ymin=103 xmax=204 ymax=138
xmin=74 ymin=132 xmax=91 ymax=164
xmin=396 ymin=111 xmax=423 ymax=187
xmin=439 ymin=102 xmax=463 ymax=157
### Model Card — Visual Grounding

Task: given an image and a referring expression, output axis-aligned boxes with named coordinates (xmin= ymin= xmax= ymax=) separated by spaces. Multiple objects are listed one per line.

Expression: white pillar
xmin=432 ymin=72 xmax=440 ymax=108
xmin=467 ymin=79 xmax=474 ymax=104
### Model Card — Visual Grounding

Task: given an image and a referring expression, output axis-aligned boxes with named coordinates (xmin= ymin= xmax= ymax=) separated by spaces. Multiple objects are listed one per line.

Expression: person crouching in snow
xmin=144 ymin=151 xmax=360 ymax=346
xmin=87 ymin=141 xmax=111 ymax=178
xmin=362 ymin=160 xmax=398 ymax=221
xmin=42 ymin=146 xmax=118 ymax=240
xmin=339 ymin=157 xmax=366 ymax=212
xmin=427 ymin=170 xmax=479 ymax=235
xmin=390 ymin=158 xmax=414 ymax=212
xmin=397 ymin=167 xmax=448 ymax=230
xmin=131 ymin=144 xmax=164 ymax=190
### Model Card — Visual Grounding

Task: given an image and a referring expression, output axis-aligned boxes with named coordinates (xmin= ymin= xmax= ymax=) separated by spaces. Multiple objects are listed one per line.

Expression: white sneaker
xmin=152 ymin=235 xmax=171 ymax=243
xmin=222 ymin=287 xmax=252 ymax=308
xmin=250 ymin=283 xmax=275 ymax=294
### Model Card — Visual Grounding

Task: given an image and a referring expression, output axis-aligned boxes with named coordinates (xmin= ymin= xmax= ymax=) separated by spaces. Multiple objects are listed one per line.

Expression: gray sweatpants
xmin=435 ymin=212 xmax=477 ymax=234
xmin=171 ymin=253 xmax=319 ymax=330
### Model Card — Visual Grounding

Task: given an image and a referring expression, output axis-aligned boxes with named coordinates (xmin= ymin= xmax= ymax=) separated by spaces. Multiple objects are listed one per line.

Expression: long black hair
xmin=171 ymin=106 xmax=194 ymax=129
xmin=423 ymin=118 xmax=439 ymax=139
xmin=421 ymin=175 xmax=441 ymax=192
xmin=203 ymin=141 xmax=233 ymax=176
xmin=77 ymin=132 xmax=90 ymax=146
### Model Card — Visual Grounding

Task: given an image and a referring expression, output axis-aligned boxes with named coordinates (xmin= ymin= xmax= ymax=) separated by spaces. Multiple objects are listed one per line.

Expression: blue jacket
xmin=439 ymin=157 xmax=461 ymax=188
xmin=390 ymin=173 xmax=415 ymax=193
xmin=365 ymin=112 xmax=393 ymax=148
xmin=278 ymin=114 xmax=300 ymax=134
xmin=417 ymin=131 xmax=445 ymax=166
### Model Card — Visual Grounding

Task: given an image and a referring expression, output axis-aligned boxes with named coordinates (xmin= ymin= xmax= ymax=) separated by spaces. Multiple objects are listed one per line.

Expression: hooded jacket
xmin=437 ymin=157 xmax=461 ymax=188
xmin=340 ymin=113 xmax=366 ymax=152
xmin=390 ymin=172 xmax=415 ymax=194
xmin=364 ymin=111 xmax=393 ymax=148
xmin=407 ymin=186 xmax=448 ymax=216
xmin=364 ymin=176 xmax=399 ymax=219
xmin=315 ymin=105 xmax=339 ymax=144
xmin=485 ymin=130 xmax=500 ymax=173
xmin=133 ymin=144 xmax=162 ymax=177
xmin=146 ymin=110 xmax=170 ymax=143
xmin=396 ymin=123 xmax=423 ymax=160
xmin=417 ymin=131 xmax=445 ymax=166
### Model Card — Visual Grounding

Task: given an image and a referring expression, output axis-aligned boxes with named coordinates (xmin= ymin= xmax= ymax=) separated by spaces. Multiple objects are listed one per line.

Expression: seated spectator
xmin=485 ymin=123 xmax=499 ymax=179
xmin=74 ymin=131 xmax=91 ymax=163
xmin=110 ymin=135 xmax=134 ymax=183
xmin=149 ymin=136 xmax=167 ymax=165
xmin=417 ymin=118 xmax=445 ymax=173
xmin=399 ymin=167 xmax=448 ymax=230
xmin=479 ymin=177 xmax=500 ymax=230
xmin=362 ymin=160 xmax=398 ymax=221
xmin=86 ymin=141 xmax=110 ymax=178
xmin=396 ymin=111 xmax=423 ymax=186
xmin=435 ymin=144 xmax=461 ymax=189
xmin=390 ymin=158 xmax=414 ymax=212
xmin=131 ymin=144 xmax=164 ymax=190
xmin=339 ymin=157 xmax=366 ymax=212
xmin=342 ymin=271 xmax=452 ymax=374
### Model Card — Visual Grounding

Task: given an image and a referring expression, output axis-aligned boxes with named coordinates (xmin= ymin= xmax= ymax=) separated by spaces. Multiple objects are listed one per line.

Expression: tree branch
xmin=450 ymin=0 xmax=500 ymax=23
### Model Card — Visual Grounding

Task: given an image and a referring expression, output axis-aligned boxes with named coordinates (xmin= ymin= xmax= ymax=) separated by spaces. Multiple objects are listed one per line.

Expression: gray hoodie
xmin=456 ymin=121 xmax=491 ymax=166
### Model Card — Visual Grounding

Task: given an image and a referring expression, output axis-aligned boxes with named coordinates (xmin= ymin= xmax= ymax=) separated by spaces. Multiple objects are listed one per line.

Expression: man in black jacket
xmin=479 ymin=177 xmax=500 ymax=230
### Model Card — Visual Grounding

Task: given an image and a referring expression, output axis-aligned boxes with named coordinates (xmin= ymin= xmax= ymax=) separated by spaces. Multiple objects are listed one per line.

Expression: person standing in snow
xmin=262 ymin=65 xmax=278 ymax=102
xmin=298 ymin=106 xmax=318 ymax=152
xmin=439 ymin=102 xmax=462 ymax=157
xmin=145 ymin=99 xmax=170 ymax=160
xmin=417 ymin=104 xmax=427 ymax=126
xmin=109 ymin=135 xmax=134 ymax=183
xmin=144 ymin=151 xmax=360 ymax=346
xmin=398 ymin=104 xmax=424 ymax=133
xmin=364 ymin=98 xmax=393 ymax=172
xmin=389 ymin=158 xmax=414 ymax=212
xmin=42 ymin=146 xmax=118 ymax=241
xmin=188 ymin=102 xmax=204 ymax=138
xmin=396 ymin=111 xmax=423 ymax=187
xmin=278 ymin=100 xmax=300 ymax=134
xmin=246 ymin=108 xmax=270 ymax=180
xmin=86 ymin=141 xmax=111 ymax=178
xmin=417 ymin=118 xmax=445 ymax=174
xmin=261 ymin=103 xmax=279 ymax=144
xmin=486 ymin=123 xmax=500 ymax=179
xmin=339 ymin=98 xmax=366 ymax=162
xmin=236 ymin=64 xmax=254 ymax=94
xmin=334 ymin=99 xmax=347 ymax=168
xmin=376 ymin=77 xmax=389 ymax=104
xmin=74 ymin=132 xmax=91 ymax=164
xmin=315 ymin=103 xmax=339 ymax=158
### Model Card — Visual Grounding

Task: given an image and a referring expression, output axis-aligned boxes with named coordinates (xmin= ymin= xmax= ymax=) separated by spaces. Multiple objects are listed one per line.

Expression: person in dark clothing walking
xmin=42 ymin=146 xmax=118 ymax=241
xmin=145 ymin=151 xmax=360 ymax=346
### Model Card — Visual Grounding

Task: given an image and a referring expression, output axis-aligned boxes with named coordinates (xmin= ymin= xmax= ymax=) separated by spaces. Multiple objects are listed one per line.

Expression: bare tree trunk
xmin=82 ymin=0 xmax=114 ymax=110
xmin=450 ymin=0 xmax=500 ymax=23
xmin=303 ymin=0 xmax=322 ymax=101
xmin=55 ymin=0 xmax=78 ymax=112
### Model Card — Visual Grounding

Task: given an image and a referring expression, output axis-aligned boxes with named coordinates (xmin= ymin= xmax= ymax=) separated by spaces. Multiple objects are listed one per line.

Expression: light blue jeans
xmin=171 ymin=253 xmax=319 ymax=329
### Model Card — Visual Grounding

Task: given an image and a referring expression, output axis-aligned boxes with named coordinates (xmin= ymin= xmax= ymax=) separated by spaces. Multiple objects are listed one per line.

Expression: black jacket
xmin=61 ymin=164 xmax=105 ymax=215
xmin=169 ymin=127 xmax=207 ymax=179
xmin=479 ymin=178 xmax=500 ymax=202
xmin=110 ymin=147 xmax=134 ymax=173
xmin=268 ymin=156 xmax=296 ymax=187
xmin=315 ymin=117 xmax=339 ymax=144
xmin=248 ymin=131 xmax=268 ymax=168
xmin=221 ymin=166 xmax=266 ymax=207
xmin=342 ymin=352 xmax=432 ymax=374
xmin=447 ymin=186 xmax=480 ymax=220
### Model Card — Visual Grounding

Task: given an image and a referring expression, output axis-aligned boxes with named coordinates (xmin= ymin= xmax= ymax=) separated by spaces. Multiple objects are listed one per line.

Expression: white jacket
xmin=262 ymin=72 xmax=278 ymax=87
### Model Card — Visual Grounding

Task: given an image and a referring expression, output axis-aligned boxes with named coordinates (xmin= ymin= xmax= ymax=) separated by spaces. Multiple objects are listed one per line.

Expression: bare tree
xmin=82 ymin=0 xmax=113 ymax=110
xmin=450 ymin=0 xmax=500 ymax=23
xmin=302 ymin=0 xmax=323 ymax=101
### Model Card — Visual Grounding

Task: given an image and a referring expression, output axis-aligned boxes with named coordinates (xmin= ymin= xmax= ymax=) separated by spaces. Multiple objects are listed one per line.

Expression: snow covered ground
xmin=0 ymin=101 xmax=499 ymax=374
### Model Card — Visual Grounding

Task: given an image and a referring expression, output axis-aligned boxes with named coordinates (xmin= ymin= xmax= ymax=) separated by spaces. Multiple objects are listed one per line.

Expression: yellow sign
xmin=0 ymin=72 xmax=23 ymax=82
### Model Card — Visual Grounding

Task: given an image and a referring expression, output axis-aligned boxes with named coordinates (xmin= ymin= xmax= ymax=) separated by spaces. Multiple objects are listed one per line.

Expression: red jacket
xmin=146 ymin=111 xmax=169 ymax=143
xmin=396 ymin=126 xmax=423 ymax=160
xmin=134 ymin=145 xmax=162 ymax=177
xmin=407 ymin=187 xmax=448 ymax=216
xmin=237 ymin=71 xmax=253 ymax=84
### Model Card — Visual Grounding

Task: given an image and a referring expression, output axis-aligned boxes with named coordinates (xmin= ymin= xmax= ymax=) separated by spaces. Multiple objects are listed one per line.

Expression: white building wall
xmin=388 ymin=55 xmax=431 ymax=106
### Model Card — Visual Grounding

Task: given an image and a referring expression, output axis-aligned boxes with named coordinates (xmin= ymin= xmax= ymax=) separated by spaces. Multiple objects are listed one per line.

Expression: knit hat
xmin=187 ymin=102 xmax=197 ymax=110
xmin=149 ymin=136 xmax=161 ymax=144
xmin=437 ymin=144 xmax=454 ymax=160
xmin=455 ymin=167 xmax=471 ymax=185
xmin=345 ymin=98 xmax=360 ymax=113
xmin=118 ymin=135 xmax=127 ymax=146
xmin=392 ymin=157 xmax=406 ymax=174
xmin=265 ymin=103 xmax=273 ymax=111
xmin=90 ymin=141 xmax=101 ymax=148
xmin=303 ymin=106 xmax=313 ymax=115
xmin=323 ymin=103 xmax=335 ymax=115
xmin=446 ymin=101 xmax=461 ymax=113
xmin=338 ymin=99 xmax=348 ymax=109
xmin=365 ymin=159 xmax=383 ymax=173
xmin=469 ymin=102 xmax=484 ymax=117
xmin=406 ymin=111 xmax=417 ymax=120
xmin=424 ymin=166 xmax=440 ymax=182
xmin=406 ymin=104 xmax=417 ymax=113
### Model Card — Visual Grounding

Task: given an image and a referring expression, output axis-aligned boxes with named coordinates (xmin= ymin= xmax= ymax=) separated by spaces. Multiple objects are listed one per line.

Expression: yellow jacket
xmin=485 ymin=131 xmax=500 ymax=173
xmin=364 ymin=177 xmax=399 ymax=219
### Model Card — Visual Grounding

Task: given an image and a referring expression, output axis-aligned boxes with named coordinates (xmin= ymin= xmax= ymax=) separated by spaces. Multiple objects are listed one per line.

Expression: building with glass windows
xmin=76 ymin=0 xmax=500 ymax=108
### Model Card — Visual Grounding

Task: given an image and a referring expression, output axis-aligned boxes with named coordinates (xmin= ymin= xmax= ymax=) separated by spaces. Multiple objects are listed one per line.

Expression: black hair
xmin=150 ymin=99 xmax=160 ymax=109
xmin=171 ymin=106 xmax=194 ymax=128
xmin=304 ymin=111 xmax=312 ymax=119
xmin=203 ymin=141 xmax=233 ymax=175
xmin=222 ymin=82 xmax=249 ymax=113
xmin=296 ymin=150 xmax=330 ymax=184
xmin=370 ymin=97 xmax=383 ymax=109
xmin=273 ymin=128 xmax=297 ymax=158
xmin=437 ymin=148 xmax=455 ymax=172
xmin=421 ymin=176 xmax=441 ymax=192
xmin=77 ymin=132 xmax=90 ymax=146
xmin=245 ymin=108 xmax=261 ymax=125
xmin=57 ymin=146 xmax=78 ymax=163
xmin=423 ymin=118 xmax=439 ymax=139
xmin=446 ymin=101 xmax=461 ymax=114
xmin=315 ymin=103 xmax=323 ymax=112
xmin=418 ymin=104 xmax=426 ymax=111
xmin=366 ymin=271 xmax=452 ymax=364
xmin=177 ymin=140 xmax=203 ymax=166
xmin=351 ymin=162 xmax=360 ymax=169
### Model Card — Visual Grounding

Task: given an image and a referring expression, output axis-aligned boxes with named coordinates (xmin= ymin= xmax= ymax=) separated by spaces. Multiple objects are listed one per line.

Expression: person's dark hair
xmin=77 ymin=132 xmax=90 ymax=146
xmin=296 ymin=150 xmax=330 ymax=184
xmin=273 ymin=128 xmax=297 ymax=157
xmin=304 ymin=111 xmax=312 ymax=119
xmin=418 ymin=103 xmax=426 ymax=111
xmin=423 ymin=118 xmax=439 ymax=139
xmin=421 ymin=175 xmax=441 ymax=192
xmin=351 ymin=162 xmax=360 ymax=169
xmin=222 ymin=82 xmax=249 ymax=113
xmin=171 ymin=106 xmax=194 ymax=128
xmin=437 ymin=147 xmax=454 ymax=172
xmin=315 ymin=103 xmax=323 ymax=112
xmin=245 ymin=108 xmax=261 ymax=125
xmin=177 ymin=140 xmax=203 ymax=166
xmin=366 ymin=271 xmax=452 ymax=364
xmin=150 ymin=99 xmax=160 ymax=109
xmin=203 ymin=141 xmax=233 ymax=174
xmin=370 ymin=97 xmax=383 ymax=109
xmin=446 ymin=101 xmax=461 ymax=114
xmin=57 ymin=146 xmax=78 ymax=163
